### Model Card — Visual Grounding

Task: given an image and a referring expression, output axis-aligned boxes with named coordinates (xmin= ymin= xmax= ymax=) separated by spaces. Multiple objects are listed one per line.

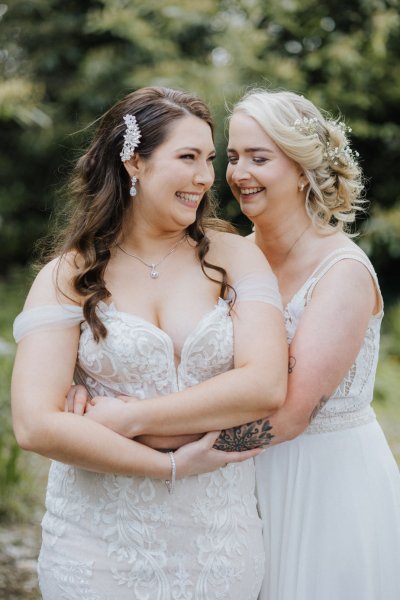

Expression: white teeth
xmin=240 ymin=187 xmax=264 ymax=195
xmin=176 ymin=192 xmax=199 ymax=203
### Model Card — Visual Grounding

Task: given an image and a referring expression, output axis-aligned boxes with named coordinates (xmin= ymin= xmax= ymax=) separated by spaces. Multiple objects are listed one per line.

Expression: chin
xmin=240 ymin=203 xmax=257 ymax=217
xmin=175 ymin=213 xmax=197 ymax=229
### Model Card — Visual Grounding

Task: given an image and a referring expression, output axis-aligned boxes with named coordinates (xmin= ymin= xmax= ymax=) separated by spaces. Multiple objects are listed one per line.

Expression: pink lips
xmin=239 ymin=187 xmax=264 ymax=201
xmin=175 ymin=192 xmax=202 ymax=208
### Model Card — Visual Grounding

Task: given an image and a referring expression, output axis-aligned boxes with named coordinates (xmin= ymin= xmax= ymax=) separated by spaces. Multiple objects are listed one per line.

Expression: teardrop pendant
xmin=150 ymin=266 xmax=159 ymax=279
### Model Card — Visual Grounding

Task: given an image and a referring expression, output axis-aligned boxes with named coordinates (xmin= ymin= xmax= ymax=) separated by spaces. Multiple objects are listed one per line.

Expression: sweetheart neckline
xmin=96 ymin=298 xmax=231 ymax=365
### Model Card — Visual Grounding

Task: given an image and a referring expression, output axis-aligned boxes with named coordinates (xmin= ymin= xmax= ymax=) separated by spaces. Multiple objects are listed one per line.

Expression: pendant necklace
xmin=117 ymin=234 xmax=188 ymax=279
xmin=281 ymin=223 xmax=311 ymax=264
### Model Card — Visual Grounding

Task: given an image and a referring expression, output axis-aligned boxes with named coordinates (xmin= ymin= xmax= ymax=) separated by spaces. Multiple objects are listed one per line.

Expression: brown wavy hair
xmin=49 ymin=87 xmax=234 ymax=341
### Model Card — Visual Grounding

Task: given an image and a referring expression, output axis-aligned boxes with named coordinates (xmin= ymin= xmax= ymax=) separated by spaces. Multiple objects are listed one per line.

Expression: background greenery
xmin=0 ymin=0 xmax=399 ymax=520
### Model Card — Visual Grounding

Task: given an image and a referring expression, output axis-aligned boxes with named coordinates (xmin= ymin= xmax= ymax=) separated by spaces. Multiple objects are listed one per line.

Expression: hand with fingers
xmin=174 ymin=431 xmax=263 ymax=478
xmin=64 ymin=384 xmax=91 ymax=416
xmin=65 ymin=386 xmax=140 ymax=437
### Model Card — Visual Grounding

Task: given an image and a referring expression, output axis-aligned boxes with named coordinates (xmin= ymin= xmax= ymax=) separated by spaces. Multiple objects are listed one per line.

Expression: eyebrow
xmin=227 ymin=146 xmax=274 ymax=153
xmin=176 ymin=146 xmax=216 ymax=154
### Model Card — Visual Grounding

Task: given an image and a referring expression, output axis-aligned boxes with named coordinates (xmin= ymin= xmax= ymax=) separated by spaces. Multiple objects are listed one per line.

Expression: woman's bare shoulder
xmin=207 ymin=230 xmax=272 ymax=279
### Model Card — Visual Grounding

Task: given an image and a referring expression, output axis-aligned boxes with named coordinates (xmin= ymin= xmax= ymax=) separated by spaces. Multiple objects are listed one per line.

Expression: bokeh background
xmin=0 ymin=0 xmax=399 ymax=596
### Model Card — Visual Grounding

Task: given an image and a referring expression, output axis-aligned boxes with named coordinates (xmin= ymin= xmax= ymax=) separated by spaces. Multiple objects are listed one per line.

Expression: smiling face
xmin=227 ymin=112 xmax=304 ymax=221
xmin=132 ymin=115 xmax=216 ymax=231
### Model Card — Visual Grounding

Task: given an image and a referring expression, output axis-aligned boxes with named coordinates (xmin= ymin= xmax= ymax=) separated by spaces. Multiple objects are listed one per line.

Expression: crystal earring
xmin=130 ymin=175 xmax=137 ymax=197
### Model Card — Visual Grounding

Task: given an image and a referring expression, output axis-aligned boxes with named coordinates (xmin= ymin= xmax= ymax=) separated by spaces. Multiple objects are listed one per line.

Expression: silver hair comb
xmin=120 ymin=114 xmax=142 ymax=162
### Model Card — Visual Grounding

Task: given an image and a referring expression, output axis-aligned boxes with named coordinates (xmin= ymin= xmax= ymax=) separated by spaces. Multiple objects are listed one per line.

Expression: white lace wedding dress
xmin=14 ymin=272 xmax=282 ymax=600
xmin=256 ymin=248 xmax=400 ymax=600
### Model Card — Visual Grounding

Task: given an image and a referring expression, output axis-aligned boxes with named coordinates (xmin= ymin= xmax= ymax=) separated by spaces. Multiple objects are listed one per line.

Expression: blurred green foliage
xmin=1 ymin=0 xmax=399 ymax=288
xmin=0 ymin=0 xmax=399 ymax=518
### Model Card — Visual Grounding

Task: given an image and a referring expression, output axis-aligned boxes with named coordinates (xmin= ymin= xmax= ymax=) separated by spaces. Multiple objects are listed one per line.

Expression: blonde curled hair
xmin=231 ymin=89 xmax=365 ymax=234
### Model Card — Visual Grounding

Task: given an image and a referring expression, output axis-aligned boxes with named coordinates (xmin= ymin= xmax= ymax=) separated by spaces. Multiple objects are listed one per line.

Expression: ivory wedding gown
xmin=14 ymin=272 xmax=282 ymax=600
xmin=256 ymin=247 xmax=400 ymax=600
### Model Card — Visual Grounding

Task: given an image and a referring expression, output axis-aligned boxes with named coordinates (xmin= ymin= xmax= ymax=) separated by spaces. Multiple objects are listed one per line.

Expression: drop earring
xmin=299 ymin=182 xmax=305 ymax=192
xmin=130 ymin=175 xmax=137 ymax=197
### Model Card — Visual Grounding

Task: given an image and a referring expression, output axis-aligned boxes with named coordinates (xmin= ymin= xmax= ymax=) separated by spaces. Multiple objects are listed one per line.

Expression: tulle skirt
xmin=256 ymin=420 xmax=400 ymax=600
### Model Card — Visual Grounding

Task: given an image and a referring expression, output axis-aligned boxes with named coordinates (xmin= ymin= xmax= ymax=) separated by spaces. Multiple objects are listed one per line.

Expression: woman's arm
xmin=214 ymin=258 xmax=379 ymax=449
xmin=85 ymin=236 xmax=288 ymax=438
xmin=12 ymin=328 xmax=258 ymax=475
xmin=12 ymin=323 xmax=170 ymax=477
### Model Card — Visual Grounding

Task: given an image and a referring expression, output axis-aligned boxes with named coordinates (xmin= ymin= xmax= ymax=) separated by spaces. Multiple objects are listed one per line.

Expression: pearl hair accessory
xmin=120 ymin=114 xmax=142 ymax=162
xmin=292 ymin=116 xmax=359 ymax=167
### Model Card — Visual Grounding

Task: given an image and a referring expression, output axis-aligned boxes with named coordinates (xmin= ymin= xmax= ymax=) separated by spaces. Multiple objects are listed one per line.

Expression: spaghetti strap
xmin=305 ymin=247 xmax=383 ymax=314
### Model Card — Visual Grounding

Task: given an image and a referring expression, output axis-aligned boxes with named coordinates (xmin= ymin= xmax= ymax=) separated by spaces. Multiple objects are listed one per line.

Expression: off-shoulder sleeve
xmin=231 ymin=272 xmax=283 ymax=311
xmin=13 ymin=304 xmax=84 ymax=343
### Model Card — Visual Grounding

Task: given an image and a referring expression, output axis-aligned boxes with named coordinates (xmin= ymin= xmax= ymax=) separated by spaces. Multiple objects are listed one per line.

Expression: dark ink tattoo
xmin=309 ymin=395 xmax=329 ymax=423
xmin=213 ymin=418 xmax=274 ymax=452
xmin=288 ymin=355 xmax=296 ymax=374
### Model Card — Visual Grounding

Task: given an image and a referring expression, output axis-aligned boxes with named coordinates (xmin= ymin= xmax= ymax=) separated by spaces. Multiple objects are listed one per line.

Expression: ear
xmin=297 ymin=173 xmax=309 ymax=191
xmin=122 ymin=154 xmax=142 ymax=178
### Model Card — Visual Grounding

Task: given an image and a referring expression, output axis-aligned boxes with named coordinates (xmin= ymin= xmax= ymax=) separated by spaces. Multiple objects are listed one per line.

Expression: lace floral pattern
xmin=39 ymin=557 xmax=107 ymax=600
xmin=36 ymin=299 xmax=264 ymax=599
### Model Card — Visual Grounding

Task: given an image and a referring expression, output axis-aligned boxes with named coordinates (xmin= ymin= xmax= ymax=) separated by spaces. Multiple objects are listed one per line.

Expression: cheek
xmin=226 ymin=165 xmax=234 ymax=186
xmin=206 ymin=164 xmax=215 ymax=188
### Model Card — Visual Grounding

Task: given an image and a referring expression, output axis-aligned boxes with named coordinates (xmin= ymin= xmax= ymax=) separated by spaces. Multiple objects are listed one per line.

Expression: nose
xmin=194 ymin=161 xmax=214 ymax=188
xmin=228 ymin=159 xmax=250 ymax=184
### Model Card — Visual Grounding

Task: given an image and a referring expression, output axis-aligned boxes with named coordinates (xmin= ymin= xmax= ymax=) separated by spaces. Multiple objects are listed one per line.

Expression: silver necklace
xmin=117 ymin=234 xmax=187 ymax=279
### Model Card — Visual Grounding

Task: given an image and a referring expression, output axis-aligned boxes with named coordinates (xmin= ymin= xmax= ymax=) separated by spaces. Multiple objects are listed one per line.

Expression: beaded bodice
xmin=284 ymin=247 xmax=383 ymax=434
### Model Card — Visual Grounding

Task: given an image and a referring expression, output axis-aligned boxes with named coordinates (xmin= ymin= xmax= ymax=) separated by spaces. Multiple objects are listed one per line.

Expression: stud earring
xmin=130 ymin=175 xmax=137 ymax=197
xmin=299 ymin=182 xmax=305 ymax=192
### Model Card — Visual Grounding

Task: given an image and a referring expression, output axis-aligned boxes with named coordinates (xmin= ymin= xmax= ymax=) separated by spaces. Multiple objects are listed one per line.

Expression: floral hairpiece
xmin=293 ymin=116 xmax=359 ymax=167
xmin=323 ymin=121 xmax=359 ymax=167
xmin=120 ymin=114 xmax=142 ymax=162
xmin=292 ymin=116 xmax=319 ymax=137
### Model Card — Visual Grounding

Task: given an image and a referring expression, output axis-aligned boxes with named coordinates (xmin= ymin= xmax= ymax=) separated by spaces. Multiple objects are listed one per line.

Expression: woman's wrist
xmin=164 ymin=451 xmax=176 ymax=494
xmin=126 ymin=401 xmax=147 ymax=438
xmin=148 ymin=449 xmax=171 ymax=479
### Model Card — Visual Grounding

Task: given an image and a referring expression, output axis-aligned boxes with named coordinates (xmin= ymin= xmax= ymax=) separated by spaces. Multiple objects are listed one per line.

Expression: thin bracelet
xmin=165 ymin=451 xmax=176 ymax=494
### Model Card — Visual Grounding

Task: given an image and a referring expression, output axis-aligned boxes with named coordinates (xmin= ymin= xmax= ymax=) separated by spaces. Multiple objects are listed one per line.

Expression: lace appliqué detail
xmin=192 ymin=464 xmax=263 ymax=599
xmin=97 ymin=475 xmax=172 ymax=598
xmin=39 ymin=557 xmax=105 ymax=600
xmin=38 ymin=299 xmax=263 ymax=599
xmin=42 ymin=462 xmax=92 ymax=547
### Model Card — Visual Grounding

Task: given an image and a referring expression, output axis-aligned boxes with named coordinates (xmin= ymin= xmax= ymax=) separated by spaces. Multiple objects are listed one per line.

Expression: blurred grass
xmin=0 ymin=267 xmax=399 ymax=522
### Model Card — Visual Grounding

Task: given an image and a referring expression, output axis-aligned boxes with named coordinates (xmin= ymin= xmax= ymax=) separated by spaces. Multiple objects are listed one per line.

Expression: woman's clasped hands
xmin=64 ymin=385 xmax=262 ymax=478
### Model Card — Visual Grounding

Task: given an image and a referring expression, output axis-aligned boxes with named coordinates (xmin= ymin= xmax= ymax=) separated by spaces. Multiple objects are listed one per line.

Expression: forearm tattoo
xmin=309 ymin=395 xmax=329 ymax=423
xmin=288 ymin=355 xmax=296 ymax=374
xmin=213 ymin=418 xmax=274 ymax=452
